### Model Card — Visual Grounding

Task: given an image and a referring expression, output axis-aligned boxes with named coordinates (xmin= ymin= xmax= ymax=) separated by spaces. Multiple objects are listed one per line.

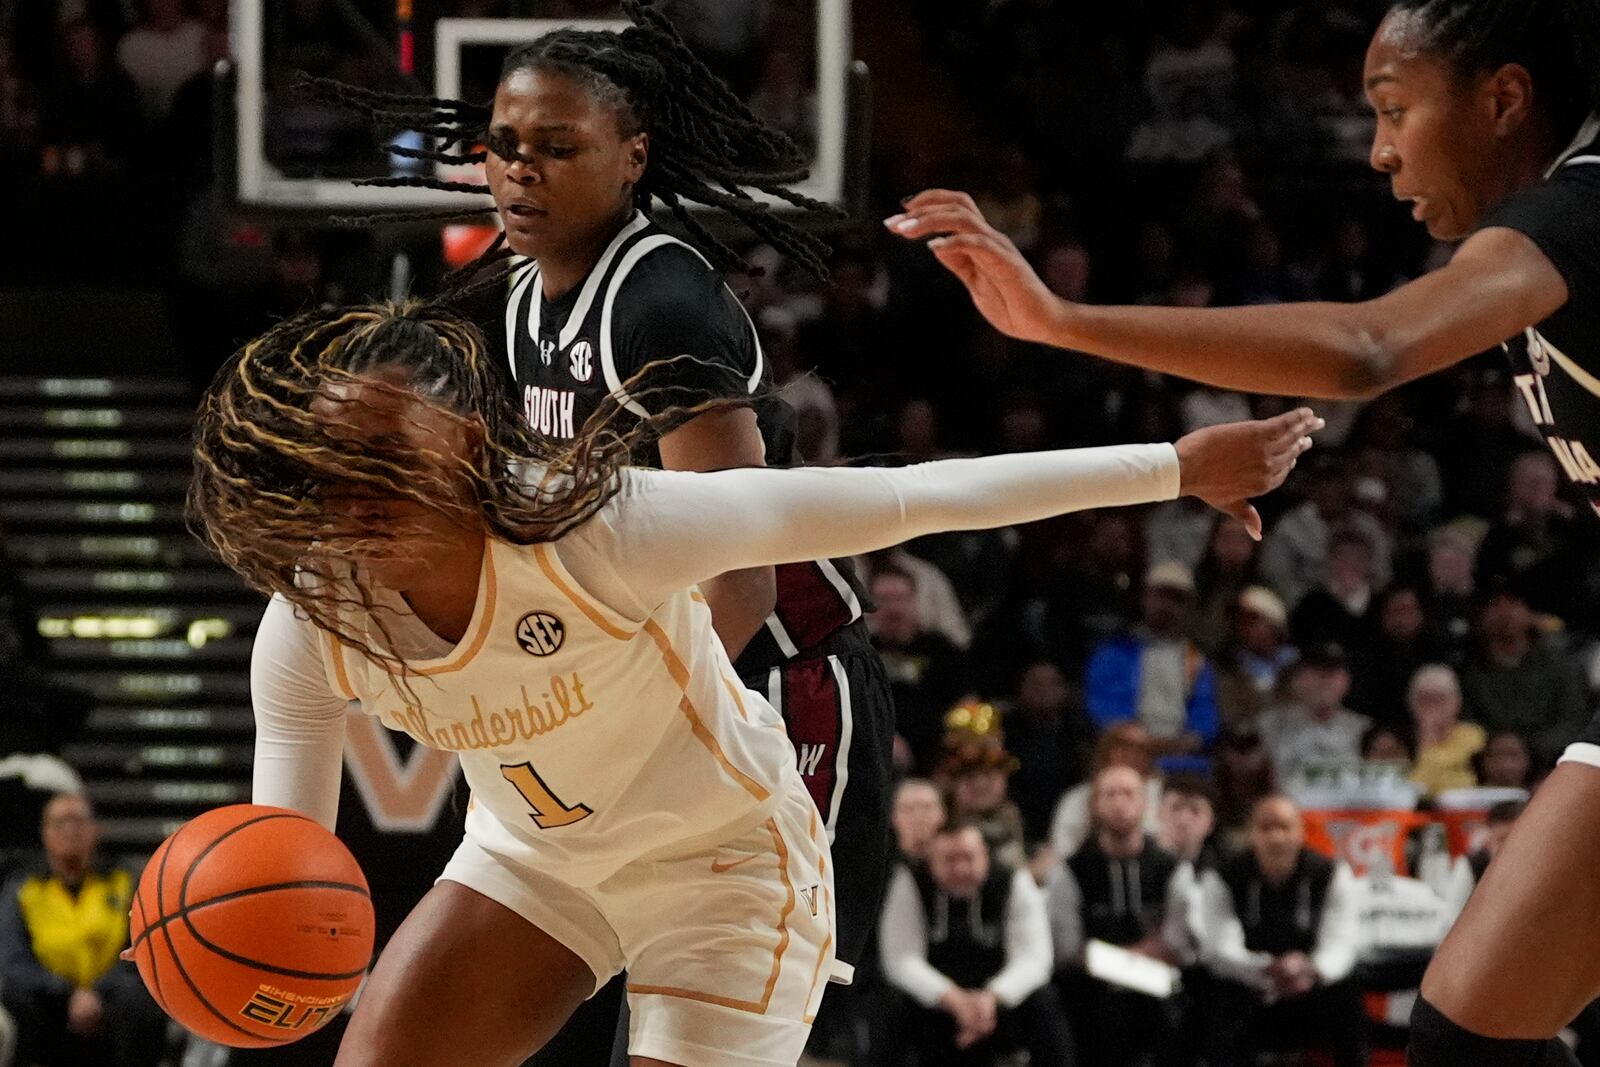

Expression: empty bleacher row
xmin=0 ymin=378 xmax=261 ymax=854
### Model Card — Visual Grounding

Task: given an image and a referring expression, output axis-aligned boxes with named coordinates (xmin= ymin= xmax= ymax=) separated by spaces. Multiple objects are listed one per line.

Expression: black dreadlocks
xmin=1390 ymin=0 xmax=1600 ymax=145
xmin=300 ymin=0 xmax=841 ymax=296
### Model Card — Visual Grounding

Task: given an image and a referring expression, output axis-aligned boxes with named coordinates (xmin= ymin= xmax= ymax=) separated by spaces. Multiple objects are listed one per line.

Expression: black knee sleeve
xmin=1409 ymin=995 xmax=1579 ymax=1067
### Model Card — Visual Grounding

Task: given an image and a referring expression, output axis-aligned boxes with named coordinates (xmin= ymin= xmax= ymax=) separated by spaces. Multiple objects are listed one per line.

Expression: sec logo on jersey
xmin=515 ymin=611 xmax=566 ymax=657
xmin=569 ymin=340 xmax=594 ymax=383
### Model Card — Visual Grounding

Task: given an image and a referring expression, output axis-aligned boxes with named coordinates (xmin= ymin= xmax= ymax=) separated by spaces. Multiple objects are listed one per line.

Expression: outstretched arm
xmin=251 ymin=595 xmax=350 ymax=830
xmin=887 ymin=190 xmax=1568 ymax=400
xmin=571 ymin=410 xmax=1318 ymax=619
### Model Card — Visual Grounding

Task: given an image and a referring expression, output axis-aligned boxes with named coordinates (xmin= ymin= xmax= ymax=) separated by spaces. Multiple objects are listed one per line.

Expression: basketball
xmin=127 ymin=805 xmax=375 ymax=1049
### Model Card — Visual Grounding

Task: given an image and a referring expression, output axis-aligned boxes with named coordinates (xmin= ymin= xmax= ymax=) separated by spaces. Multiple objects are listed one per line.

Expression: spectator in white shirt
xmin=1047 ymin=764 xmax=1189 ymax=1067
xmin=114 ymin=0 xmax=205 ymax=120
xmin=1257 ymin=643 xmax=1372 ymax=786
xmin=879 ymin=822 xmax=1072 ymax=1067
xmin=1192 ymin=794 xmax=1366 ymax=1067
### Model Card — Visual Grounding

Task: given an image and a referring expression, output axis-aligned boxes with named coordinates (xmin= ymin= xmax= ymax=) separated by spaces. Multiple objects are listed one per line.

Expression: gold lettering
xmin=468 ymin=700 xmax=490 ymax=748
xmin=489 ymin=711 xmax=510 ymax=745
xmin=570 ymin=672 xmax=594 ymax=713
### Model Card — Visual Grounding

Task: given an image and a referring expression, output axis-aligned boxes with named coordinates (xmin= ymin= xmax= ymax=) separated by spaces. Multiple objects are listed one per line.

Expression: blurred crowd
xmin=5 ymin=0 xmax=1600 ymax=1064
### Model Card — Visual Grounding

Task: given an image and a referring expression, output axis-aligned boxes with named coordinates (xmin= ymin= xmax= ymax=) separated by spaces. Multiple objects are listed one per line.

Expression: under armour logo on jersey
xmin=515 ymin=611 xmax=566 ymax=656
xmin=539 ymin=338 xmax=556 ymax=366
xmin=569 ymin=340 xmax=594 ymax=383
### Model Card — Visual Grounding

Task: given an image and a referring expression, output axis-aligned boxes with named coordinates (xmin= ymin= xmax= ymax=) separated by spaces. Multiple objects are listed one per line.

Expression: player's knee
xmin=1409 ymin=995 xmax=1578 ymax=1067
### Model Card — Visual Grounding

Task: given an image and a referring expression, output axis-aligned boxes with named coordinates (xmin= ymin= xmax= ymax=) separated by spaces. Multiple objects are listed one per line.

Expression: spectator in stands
xmin=1158 ymin=773 xmax=1218 ymax=868
xmin=1423 ymin=519 xmax=1485 ymax=656
xmin=1215 ymin=585 xmax=1297 ymax=731
xmin=1348 ymin=393 xmax=1444 ymax=534
xmin=941 ymin=741 xmax=1028 ymax=870
xmin=1190 ymin=516 xmax=1264 ymax=654
xmin=1047 ymin=764 xmax=1186 ymax=1067
xmin=1257 ymin=643 xmax=1371 ymax=786
xmin=1213 ymin=723 xmax=1278 ymax=852
xmin=1441 ymin=370 xmax=1536 ymax=520
xmin=43 ymin=20 xmax=142 ymax=175
xmin=0 ymin=793 xmax=166 ymax=1067
xmin=1475 ymin=729 xmax=1537 ymax=791
xmin=1048 ymin=722 xmax=1162 ymax=866
xmin=1026 ymin=510 xmax=1142 ymax=674
xmin=1360 ymin=723 xmax=1415 ymax=777
xmin=114 ymin=0 xmax=206 ymax=121
xmin=1460 ymin=583 xmax=1590 ymax=766
xmin=1193 ymin=794 xmax=1365 ymax=1067
xmin=1001 ymin=660 xmax=1093 ymax=844
xmin=893 ymin=778 xmax=946 ymax=867
xmin=863 ymin=547 xmax=973 ymax=652
xmin=1464 ymin=798 xmax=1526 ymax=889
xmin=869 ymin=565 xmax=971 ymax=774
xmin=1407 ymin=664 xmax=1484 ymax=797
xmin=1261 ymin=457 xmax=1390 ymax=610
xmin=1085 ymin=561 xmax=1219 ymax=759
xmin=1144 ymin=496 xmax=1215 ymax=574
xmin=879 ymin=822 xmax=1072 ymax=1067
xmin=1477 ymin=450 xmax=1582 ymax=618
xmin=1353 ymin=583 xmax=1450 ymax=727
xmin=1288 ymin=526 xmax=1383 ymax=670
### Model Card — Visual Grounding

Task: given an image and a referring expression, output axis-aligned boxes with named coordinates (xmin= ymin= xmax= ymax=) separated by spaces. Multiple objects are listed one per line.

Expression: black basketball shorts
xmin=743 ymin=626 xmax=895 ymax=972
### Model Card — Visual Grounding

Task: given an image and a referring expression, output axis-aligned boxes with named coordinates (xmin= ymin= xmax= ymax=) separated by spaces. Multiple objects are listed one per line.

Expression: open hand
xmin=886 ymin=190 xmax=1064 ymax=345
xmin=1176 ymin=409 xmax=1322 ymax=539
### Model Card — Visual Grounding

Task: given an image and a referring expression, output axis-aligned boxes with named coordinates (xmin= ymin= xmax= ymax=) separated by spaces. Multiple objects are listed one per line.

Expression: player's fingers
xmin=885 ymin=206 xmax=995 ymax=240
xmin=1232 ymin=502 xmax=1264 ymax=541
xmin=929 ymin=232 xmax=1015 ymax=264
xmin=899 ymin=188 xmax=980 ymax=215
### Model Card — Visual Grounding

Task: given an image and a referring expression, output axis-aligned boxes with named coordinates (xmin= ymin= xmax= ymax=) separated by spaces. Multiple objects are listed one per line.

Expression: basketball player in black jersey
xmin=307 ymin=5 xmax=894 ymax=1062
xmin=890 ymin=1 xmax=1600 ymax=1063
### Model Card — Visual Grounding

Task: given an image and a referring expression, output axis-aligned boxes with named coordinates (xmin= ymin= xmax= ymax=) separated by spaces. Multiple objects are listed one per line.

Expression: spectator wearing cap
xmin=1192 ymin=794 xmax=1365 ymax=1067
xmin=1260 ymin=458 xmax=1391 ymax=611
xmin=879 ymin=822 xmax=1073 ymax=1067
xmin=1459 ymin=583 xmax=1590 ymax=766
xmin=941 ymin=737 xmax=1028 ymax=871
xmin=1407 ymin=664 xmax=1484 ymax=796
xmin=1257 ymin=644 xmax=1371 ymax=787
xmin=1085 ymin=562 xmax=1219 ymax=759
xmin=1215 ymin=585 xmax=1297 ymax=732
xmin=1047 ymin=764 xmax=1188 ymax=1067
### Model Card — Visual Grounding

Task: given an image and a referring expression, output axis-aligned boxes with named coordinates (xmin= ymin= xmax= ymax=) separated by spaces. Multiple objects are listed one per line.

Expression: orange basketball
xmin=128 ymin=804 xmax=375 ymax=1048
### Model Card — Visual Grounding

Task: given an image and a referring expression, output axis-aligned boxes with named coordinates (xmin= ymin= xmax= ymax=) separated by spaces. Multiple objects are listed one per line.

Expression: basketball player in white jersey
xmin=187 ymin=301 xmax=1317 ymax=1067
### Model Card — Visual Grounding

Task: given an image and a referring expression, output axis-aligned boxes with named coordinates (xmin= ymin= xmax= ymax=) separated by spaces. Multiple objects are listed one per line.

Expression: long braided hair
xmin=1389 ymin=0 xmax=1600 ymax=144
xmin=300 ymin=0 xmax=840 ymax=298
xmin=188 ymin=301 xmax=646 ymax=690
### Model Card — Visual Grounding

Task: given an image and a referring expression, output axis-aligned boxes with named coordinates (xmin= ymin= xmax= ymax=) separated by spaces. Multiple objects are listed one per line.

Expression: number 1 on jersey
xmin=500 ymin=762 xmax=593 ymax=829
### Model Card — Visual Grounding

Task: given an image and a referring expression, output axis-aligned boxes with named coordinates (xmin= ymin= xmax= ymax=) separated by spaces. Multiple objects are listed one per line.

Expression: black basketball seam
xmin=177 ymin=811 xmax=370 ymax=981
xmin=132 ymin=857 xmax=169 ymax=1014
xmin=154 ymin=817 xmax=296 ymax=1045
xmin=130 ymin=880 xmax=371 ymax=953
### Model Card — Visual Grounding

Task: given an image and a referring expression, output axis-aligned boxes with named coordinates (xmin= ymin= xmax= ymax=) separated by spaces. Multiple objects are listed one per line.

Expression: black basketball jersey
xmin=1486 ymin=115 xmax=1600 ymax=512
xmin=504 ymin=212 xmax=869 ymax=674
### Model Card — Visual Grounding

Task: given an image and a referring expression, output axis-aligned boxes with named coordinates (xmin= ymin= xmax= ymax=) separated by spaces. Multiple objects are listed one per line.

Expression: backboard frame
xmin=229 ymin=2 xmax=853 ymax=212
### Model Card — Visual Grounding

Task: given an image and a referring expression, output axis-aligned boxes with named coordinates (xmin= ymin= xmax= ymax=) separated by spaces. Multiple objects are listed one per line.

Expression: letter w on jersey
xmin=797 ymin=742 xmax=828 ymax=777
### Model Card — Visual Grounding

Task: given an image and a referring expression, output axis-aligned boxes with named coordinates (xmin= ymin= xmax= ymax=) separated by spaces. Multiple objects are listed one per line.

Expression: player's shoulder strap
xmin=597 ymin=223 xmax=765 ymax=419
xmin=1549 ymin=113 xmax=1600 ymax=175
xmin=504 ymin=259 xmax=540 ymax=384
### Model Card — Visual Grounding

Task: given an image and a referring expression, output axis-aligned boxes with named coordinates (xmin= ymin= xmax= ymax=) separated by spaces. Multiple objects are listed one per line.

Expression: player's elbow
xmin=1338 ymin=326 xmax=1406 ymax=400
